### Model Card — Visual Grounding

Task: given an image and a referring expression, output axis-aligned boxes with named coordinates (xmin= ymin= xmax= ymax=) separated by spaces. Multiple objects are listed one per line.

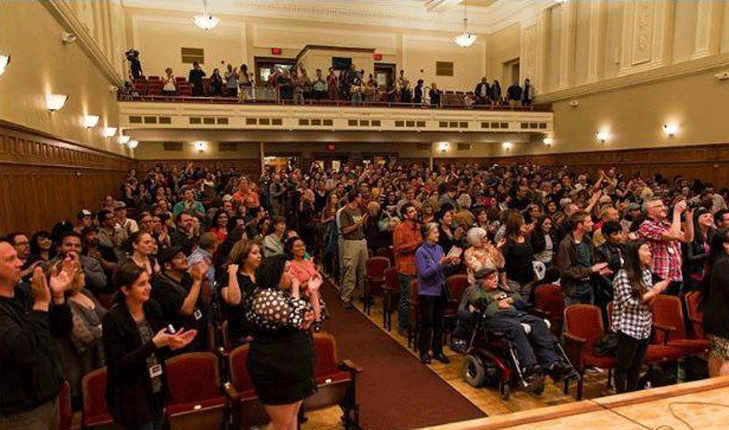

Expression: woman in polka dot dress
xmin=244 ymin=254 xmax=323 ymax=430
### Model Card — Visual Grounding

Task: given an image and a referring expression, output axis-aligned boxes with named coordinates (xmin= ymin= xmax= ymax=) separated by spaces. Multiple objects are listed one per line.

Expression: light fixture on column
xmin=0 ymin=55 xmax=10 ymax=76
xmin=117 ymin=135 xmax=131 ymax=144
xmin=543 ymin=137 xmax=553 ymax=146
xmin=103 ymin=127 xmax=118 ymax=138
xmin=61 ymin=32 xmax=77 ymax=44
xmin=192 ymin=0 xmax=220 ymax=30
xmin=127 ymin=140 xmax=139 ymax=149
xmin=502 ymin=141 xmax=512 ymax=150
xmin=83 ymin=115 xmax=100 ymax=128
xmin=438 ymin=141 xmax=449 ymax=152
xmin=662 ymin=123 xmax=678 ymax=136
xmin=46 ymin=94 xmax=68 ymax=112
xmin=194 ymin=141 xmax=207 ymax=152
xmin=595 ymin=130 xmax=609 ymax=143
xmin=453 ymin=0 xmax=476 ymax=47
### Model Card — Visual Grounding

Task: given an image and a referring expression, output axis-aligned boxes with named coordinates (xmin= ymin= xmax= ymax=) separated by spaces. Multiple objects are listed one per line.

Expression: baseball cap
xmin=77 ymin=209 xmax=93 ymax=220
xmin=113 ymin=201 xmax=127 ymax=210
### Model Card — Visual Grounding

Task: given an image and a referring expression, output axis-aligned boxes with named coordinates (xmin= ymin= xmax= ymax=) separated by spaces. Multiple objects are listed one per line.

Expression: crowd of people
xmin=127 ymin=58 xmax=534 ymax=108
xmin=3 ymin=158 xmax=729 ymax=429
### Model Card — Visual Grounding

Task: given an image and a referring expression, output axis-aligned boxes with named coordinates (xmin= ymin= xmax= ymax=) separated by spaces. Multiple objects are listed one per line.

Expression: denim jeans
xmin=398 ymin=274 xmax=415 ymax=330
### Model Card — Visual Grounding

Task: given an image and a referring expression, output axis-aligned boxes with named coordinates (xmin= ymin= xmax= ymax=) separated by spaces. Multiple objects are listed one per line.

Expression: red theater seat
xmin=165 ymin=352 xmax=227 ymax=430
xmin=81 ymin=368 xmax=113 ymax=430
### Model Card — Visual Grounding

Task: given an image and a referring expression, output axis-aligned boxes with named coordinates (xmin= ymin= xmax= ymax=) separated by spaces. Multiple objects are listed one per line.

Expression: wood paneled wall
xmin=135 ymin=159 xmax=261 ymax=179
xmin=0 ymin=121 xmax=133 ymax=234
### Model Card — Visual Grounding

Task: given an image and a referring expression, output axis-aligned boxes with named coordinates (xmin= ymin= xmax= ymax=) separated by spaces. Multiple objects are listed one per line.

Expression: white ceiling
xmin=121 ymin=0 xmax=556 ymax=34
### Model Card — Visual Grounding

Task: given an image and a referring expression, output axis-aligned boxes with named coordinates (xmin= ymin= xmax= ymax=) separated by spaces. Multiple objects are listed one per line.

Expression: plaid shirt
xmin=612 ymin=268 xmax=654 ymax=340
xmin=638 ymin=218 xmax=683 ymax=282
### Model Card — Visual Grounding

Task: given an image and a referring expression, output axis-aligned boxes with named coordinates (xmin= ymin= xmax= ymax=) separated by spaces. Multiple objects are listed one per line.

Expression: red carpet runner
xmin=320 ymin=282 xmax=486 ymax=430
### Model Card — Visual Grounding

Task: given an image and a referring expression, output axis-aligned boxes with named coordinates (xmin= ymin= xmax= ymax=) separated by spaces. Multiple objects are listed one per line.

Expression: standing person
xmin=151 ymin=247 xmax=209 ymax=355
xmin=490 ymin=80 xmax=502 ymax=106
xmin=611 ymin=241 xmax=670 ymax=393
xmin=683 ymin=208 xmax=714 ymax=292
xmin=500 ymin=212 xmax=537 ymax=299
xmin=474 ymin=77 xmax=490 ymax=105
xmin=416 ymin=223 xmax=460 ymax=364
xmin=522 ymin=78 xmax=533 ymax=106
xmin=413 ymin=79 xmax=424 ymax=104
xmin=0 ymin=240 xmax=76 ymax=430
xmin=221 ymin=240 xmax=262 ymax=347
xmin=326 ymin=67 xmax=338 ymax=100
xmin=557 ymin=211 xmax=610 ymax=306
xmin=162 ymin=68 xmax=176 ymax=96
xmin=428 ymin=83 xmax=441 ymax=107
xmin=312 ymin=69 xmax=327 ymax=100
xmin=263 ymin=217 xmax=286 ymax=258
xmin=188 ymin=62 xmax=206 ymax=96
xmin=224 ymin=63 xmax=239 ymax=98
xmin=173 ymin=188 xmax=205 ymax=218
xmin=102 ymin=264 xmax=197 ymax=430
xmin=126 ymin=232 xmax=160 ymax=277
xmin=339 ymin=191 xmax=369 ymax=309
xmin=245 ymin=255 xmax=322 ymax=430
xmin=393 ymin=203 xmax=422 ymax=335
xmin=699 ymin=230 xmax=729 ymax=377
xmin=209 ymin=68 xmax=223 ymax=97
xmin=638 ymin=198 xmax=693 ymax=295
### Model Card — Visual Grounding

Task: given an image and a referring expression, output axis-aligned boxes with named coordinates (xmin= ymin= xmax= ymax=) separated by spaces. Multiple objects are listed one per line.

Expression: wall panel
xmin=0 ymin=122 xmax=133 ymax=234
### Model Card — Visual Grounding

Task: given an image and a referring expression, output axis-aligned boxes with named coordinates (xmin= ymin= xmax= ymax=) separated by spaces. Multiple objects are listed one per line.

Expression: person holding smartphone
xmin=102 ymin=264 xmax=197 ymax=430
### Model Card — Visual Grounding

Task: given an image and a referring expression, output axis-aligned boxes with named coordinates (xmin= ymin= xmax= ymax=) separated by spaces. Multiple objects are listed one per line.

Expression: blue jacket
xmin=416 ymin=241 xmax=451 ymax=296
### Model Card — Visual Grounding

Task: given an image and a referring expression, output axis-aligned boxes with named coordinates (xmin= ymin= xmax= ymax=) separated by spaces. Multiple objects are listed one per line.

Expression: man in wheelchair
xmin=458 ymin=267 xmax=573 ymax=391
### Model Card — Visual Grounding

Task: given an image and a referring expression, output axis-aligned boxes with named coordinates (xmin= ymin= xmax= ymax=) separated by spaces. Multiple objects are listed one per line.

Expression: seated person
xmin=460 ymin=267 xmax=569 ymax=382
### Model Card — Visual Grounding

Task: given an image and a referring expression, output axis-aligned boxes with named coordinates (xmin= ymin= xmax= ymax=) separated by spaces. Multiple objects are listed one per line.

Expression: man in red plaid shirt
xmin=638 ymin=198 xmax=694 ymax=295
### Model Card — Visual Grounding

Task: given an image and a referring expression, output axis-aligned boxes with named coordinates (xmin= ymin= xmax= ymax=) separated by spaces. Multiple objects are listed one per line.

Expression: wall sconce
xmin=502 ymin=141 xmax=512 ymax=150
xmin=103 ymin=127 xmax=118 ymax=138
xmin=438 ymin=141 xmax=449 ymax=152
xmin=127 ymin=140 xmax=139 ymax=149
xmin=194 ymin=141 xmax=207 ymax=152
xmin=83 ymin=115 xmax=100 ymax=128
xmin=117 ymin=135 xmax=130 ymax=144
xmin=543 ymin=137 xmax=553 ymax=146
xmin=46 ymin=94 xmax=68 ymax=112
xmin=0 ymin=55 xmax=10 ymax=77
xmin=662 ymin=123 xmax=678 ymax=136
xmin=595 ymin=130 xmax=609 ymax=143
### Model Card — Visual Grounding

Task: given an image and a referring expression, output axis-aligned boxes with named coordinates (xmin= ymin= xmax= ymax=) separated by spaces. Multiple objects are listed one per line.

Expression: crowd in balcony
xmin=123 ymin=58 xmax=535 ymax=109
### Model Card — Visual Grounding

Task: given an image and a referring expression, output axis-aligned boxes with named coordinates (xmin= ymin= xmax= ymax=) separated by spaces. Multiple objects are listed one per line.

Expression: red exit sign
xmin=271 ymin=47 xmax=282 ymax=55
xmin=327 ymin=143 xmax=336 ymax=151
xmin=373 ymin=53 xmax=382 ymax=61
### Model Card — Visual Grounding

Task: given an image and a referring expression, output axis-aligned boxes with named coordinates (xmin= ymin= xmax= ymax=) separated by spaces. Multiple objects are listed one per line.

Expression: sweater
xmin=415 ymin=242 xmax=455 ymax=296
xmin=0 ymin=283 xmax=72 ymax=414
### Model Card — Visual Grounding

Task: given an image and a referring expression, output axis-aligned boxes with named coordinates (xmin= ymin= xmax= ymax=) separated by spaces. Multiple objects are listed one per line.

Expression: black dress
xmin=222 ymin=272 xmax=256 ymax=347
xmin=244 ymin=288 xmax=316 ymax=405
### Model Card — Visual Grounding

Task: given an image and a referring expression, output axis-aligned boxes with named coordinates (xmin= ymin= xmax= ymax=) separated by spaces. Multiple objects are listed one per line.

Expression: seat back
xmin=652 ymin=294 xmax=687 ymax=342
xmin=228 ymin=344 xmax=254 ymax=393
xmin=409 ymin=278 xmax=420 ymax=304
xmin=446 ymin=274 xmax=469 ymax=303
xmin=165 ymin=352 xmax=222 ymax=404
xmin=684 ymin=291 xmax=705 ymax=339
xmin=59 ymin=380 xmax=72 ymax=430
xmin=82 ymin=367 xmax=112 ymax=427
xmin=366 ymin=256 xmax=390 ymax=279
xmin=534 ymin=284 xmax=565 ymax=319
xmin=313 ymin=332 xmax=340 ymax=378
xmin=376 ymin=247 xmax=395 ymax=265
xmin=384 ymin=267 xmax=399 ymax=292
xmin=564 ymin=305 xmax=605 ymax=350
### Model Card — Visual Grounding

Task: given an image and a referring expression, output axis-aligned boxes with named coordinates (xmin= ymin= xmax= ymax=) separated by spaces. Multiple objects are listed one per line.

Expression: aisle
xmin=319 ymin=282 xmax=486 ymax=430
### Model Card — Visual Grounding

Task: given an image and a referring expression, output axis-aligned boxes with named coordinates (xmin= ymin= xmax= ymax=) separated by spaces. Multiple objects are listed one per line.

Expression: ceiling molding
xmin=121 ymin=0 xmax=558 ymax=34
xmin=43 ymin=0 xmax=125 ymax=87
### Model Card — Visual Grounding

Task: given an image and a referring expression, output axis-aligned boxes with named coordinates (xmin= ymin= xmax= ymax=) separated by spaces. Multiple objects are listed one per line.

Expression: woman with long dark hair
xmin=684 ymin=208 xmax=714 ymax=292
xmin=245 ymin=255 xmax=322 ymax=430
xmin=501 ymin=212 xmax=536 ymax=298
xmin=102 ymin=264 xmax=196 ymax=430
xmin=611 ymin=241 xmax=670 ymax=393
xmin=699 ymin=229 xmax=729 ymax=377
xmin=221 ymin=239 xmax=263 ymax=347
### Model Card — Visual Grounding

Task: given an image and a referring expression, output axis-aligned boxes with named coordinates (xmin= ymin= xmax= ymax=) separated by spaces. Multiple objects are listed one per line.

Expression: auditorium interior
xmin=2 ymin=1 xmax=729 ymax=429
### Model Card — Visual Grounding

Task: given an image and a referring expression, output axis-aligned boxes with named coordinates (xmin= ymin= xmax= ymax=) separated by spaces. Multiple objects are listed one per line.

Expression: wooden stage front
xmin=420 ymin=376 xmax=729 ymax=430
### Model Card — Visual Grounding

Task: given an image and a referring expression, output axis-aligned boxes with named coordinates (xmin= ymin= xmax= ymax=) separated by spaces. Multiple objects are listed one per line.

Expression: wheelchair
xmin=457 ymin=306 xmax=579 ymax=400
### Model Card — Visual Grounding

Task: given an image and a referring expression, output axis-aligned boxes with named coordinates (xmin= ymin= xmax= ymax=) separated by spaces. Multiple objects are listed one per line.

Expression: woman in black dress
xmin=245 ymin=254 xmax=322 ymax=430
xmin=102 ymin=264 xmax=196 ymax=430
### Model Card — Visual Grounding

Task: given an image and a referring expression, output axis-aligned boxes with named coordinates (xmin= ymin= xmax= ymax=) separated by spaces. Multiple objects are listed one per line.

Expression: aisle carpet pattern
xmin=320 ymin=282 xmax=486 ymax=430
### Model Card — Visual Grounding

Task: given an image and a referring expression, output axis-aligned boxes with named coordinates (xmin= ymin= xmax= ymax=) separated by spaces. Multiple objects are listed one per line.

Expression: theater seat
xmin=59 ymin=380 xmax=72 ymax=430
xmin=365 ymin=256 xmax=390 ymax=314
xmin=304 ymin=332 xmax=362 ymax=430
xmin=225 ymin=344 xmax=269 ymax=430
xmin=443 ymin=274 xmax=469 ymax=343
xmin=407 ymin=279 xmax=421 ymax=350
xmin=533 ymin=284 xmax=565 ymax=336
xmin=164 ymin=352 xmax=227 ymax=430
xmin=684 ymin=291 xmax=706 ymax=339
xmin=652 ymin=294 xmax=710 ymax=356
xmin=382 ymin=267 xmax=400 ymax=330
xmin=81 ymin=368 xmax=113 ymax=430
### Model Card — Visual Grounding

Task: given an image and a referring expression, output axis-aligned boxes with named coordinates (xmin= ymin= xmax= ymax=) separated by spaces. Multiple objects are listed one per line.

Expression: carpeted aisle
xmin=320 ymin=282 xmax=486 ymax=430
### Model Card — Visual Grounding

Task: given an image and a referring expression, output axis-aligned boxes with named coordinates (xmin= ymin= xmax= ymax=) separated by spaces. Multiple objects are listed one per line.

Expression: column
xmin=557 ymin=0 xmax=577 ymax=90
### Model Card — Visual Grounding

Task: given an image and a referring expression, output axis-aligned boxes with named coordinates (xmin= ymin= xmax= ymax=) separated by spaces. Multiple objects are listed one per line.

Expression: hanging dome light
xmin=454 ymin=1 xmax=476 ymax=47
xmin=192 ymin=0 xmax=219 ymax=30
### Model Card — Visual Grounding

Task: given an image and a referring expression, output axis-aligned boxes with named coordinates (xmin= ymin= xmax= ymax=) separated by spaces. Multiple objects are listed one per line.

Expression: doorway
xmin=502 ymin=58 xmax=520 ymax=86
xmin=254 ymin=57 xmax=297 ymax=85
xmin=374 ymin=63 xmax=396 ymax=90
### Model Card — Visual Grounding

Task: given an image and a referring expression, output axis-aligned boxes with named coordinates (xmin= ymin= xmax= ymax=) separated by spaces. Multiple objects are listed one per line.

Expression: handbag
xmin=594 ymin=332 xmax=618 ymax=357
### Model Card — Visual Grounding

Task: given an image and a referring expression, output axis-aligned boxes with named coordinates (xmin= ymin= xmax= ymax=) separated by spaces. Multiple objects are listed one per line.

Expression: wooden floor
xmin=302 ymin=292 xmax=611 ymax=430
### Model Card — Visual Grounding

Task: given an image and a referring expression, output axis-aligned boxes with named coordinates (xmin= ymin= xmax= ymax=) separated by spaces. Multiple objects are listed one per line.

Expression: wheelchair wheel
xmin=462 ymin=355 xmax=486 ymax=387
xmin=499 ymin=381 xmax=510 ymax=400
